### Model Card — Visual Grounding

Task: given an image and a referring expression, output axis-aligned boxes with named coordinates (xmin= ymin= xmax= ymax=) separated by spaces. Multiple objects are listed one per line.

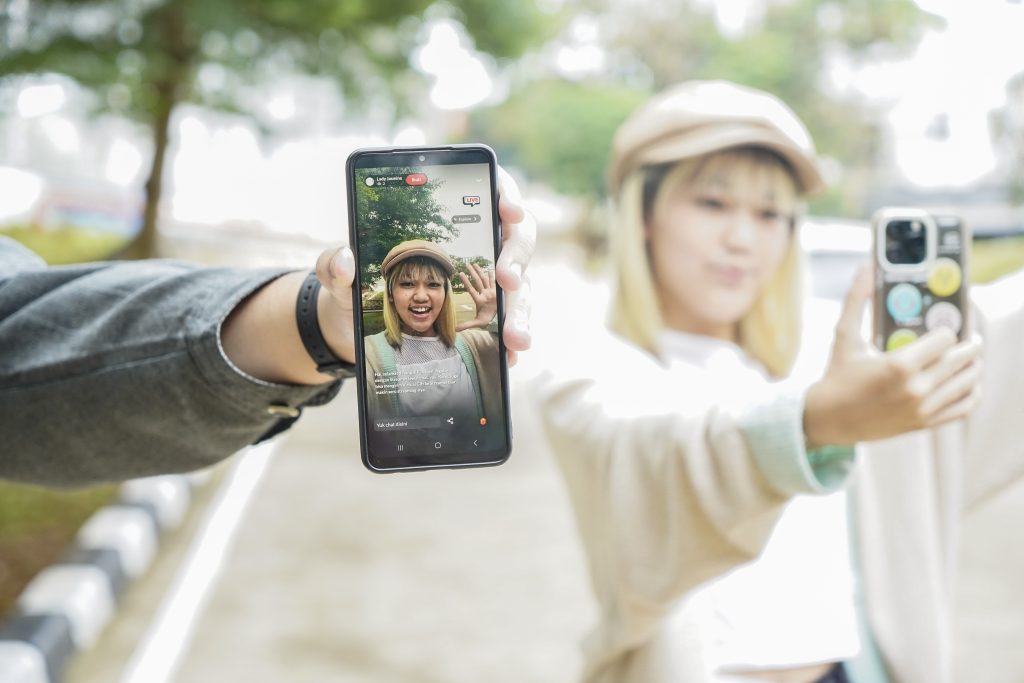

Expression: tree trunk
xmin=112 ymin=0 xmax=190 ymax=261
xmin=113 ymin=92 xmax=174 ymax=260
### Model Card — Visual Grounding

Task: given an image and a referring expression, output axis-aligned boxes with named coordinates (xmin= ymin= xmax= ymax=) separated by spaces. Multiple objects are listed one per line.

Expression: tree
xmin=353 ymin=168 xmax=456 ymax=289
xmin=1 ymin=0 xmax=553 ymax=258
xmin=473 ymin=81 xmax=645 ymax=199
xmin=471 ymin=0 xmax=938 ymax=217
xmin=451 ymin=255 xmax=493 ymax=292
xmin=468 ymin=80 xmax=645 ymax=258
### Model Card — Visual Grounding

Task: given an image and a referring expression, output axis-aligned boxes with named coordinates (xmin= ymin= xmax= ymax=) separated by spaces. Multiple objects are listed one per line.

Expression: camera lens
xmin=885 ymin=219 xmax=927 ymax=265
xmin=418 ymin=155 xmax=426 ymax=162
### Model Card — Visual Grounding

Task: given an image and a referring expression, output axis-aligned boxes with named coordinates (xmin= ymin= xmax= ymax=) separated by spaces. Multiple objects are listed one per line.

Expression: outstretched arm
xmin=0 ymin=171 xmax=535 ymax=487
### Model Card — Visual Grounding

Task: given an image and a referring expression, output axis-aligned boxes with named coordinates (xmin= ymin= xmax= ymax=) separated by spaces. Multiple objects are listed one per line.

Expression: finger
xmin=926 ymin=385 xmax=983 ymax=428
xmin=832 ymin=262 xmax=873 ymax=360
xmin=497 ymin=166 xmax=526 ymax=225
xmin=917 ymin=336 xmax=983 ymax=390
xmin=469 ymin=262 xmax=486 ymax=292
xmin=502 ymin=271 xmax=532 ymax=353
xmin=458 ymin=271 xmax=476 ymax=296
xmin=836 ymin=262 xmax=872 ymax=338
xmin=889 ymin=327 xmax=958 ymax=373
xmin=496 ymin=209 xmax=537 ymax=292
xmin=316 ymin=245 xmax=355 ymax=301
xmin=918 ymin=358 xmax=983 ymax=418
xmin=507 ymin=348 xmax=519 ymax=368
xmin=478 ymin=263 xmax=494 ymax=293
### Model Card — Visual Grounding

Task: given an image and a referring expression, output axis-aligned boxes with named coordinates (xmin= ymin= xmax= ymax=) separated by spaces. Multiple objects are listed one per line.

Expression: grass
xmin=362 ymin=310 xmax=385 ymax=337
xmin=0 ymin=224 xmax=128 ymax=265
xmin=0 ymin=481 xmax=117 ymax=617
xmin=971 ymin=235 xmax=1024 ymax=283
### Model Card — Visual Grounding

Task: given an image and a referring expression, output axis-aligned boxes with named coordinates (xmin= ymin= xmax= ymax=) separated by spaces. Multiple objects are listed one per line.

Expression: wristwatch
xmin=295 ymin=271 xmax=357 ymax=379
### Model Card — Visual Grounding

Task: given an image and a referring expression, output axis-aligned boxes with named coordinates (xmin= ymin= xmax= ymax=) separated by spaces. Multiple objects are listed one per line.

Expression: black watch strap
xmin=295 ymin=272 xmax=357 ymax=379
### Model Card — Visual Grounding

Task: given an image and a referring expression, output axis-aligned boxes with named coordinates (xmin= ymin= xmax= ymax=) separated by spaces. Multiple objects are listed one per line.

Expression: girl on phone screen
xmin=364 ymin=239 xmax=502 ymax=427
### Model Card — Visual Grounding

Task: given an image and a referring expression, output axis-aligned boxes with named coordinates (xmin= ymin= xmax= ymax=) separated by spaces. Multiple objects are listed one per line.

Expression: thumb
xmin=315 ymin=245 xmax=355 ymax=302
xmin=831 ymin=262 xmax=873 ymax=362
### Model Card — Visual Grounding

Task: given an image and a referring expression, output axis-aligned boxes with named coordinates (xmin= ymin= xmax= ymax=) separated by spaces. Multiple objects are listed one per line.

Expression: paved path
xmin=174 ymin=386 xmax=593 ymax=683
xmin=66 ymin=384 xmax=597 ymax=683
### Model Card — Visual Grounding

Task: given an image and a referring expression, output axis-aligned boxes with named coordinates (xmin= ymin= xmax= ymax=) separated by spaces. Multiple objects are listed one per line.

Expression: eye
xmin=398 ymin=279 xmax=414 ymax=288
xmin=695 ymin=195 xmax=726 ymax=210
xmin=428 ymin=281 xmax=443 ymax=289
xmin=759 ymin=209 xmax=781 ymax=221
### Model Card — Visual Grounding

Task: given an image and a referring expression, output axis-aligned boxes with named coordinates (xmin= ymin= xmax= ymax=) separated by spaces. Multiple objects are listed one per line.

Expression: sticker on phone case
xmin=925 ymin=301 xmax=963 ymax=335
xmin=927 ymin=258 xmax=962 ymax=298
xmin=886 ymin=328 xmax=919 ymax=351
xmin=886 ymin=283 xmax=923 ymax=323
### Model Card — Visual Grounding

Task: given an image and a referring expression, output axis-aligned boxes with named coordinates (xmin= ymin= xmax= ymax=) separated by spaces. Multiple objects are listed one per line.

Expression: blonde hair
xmin=608 ymin=147 xmax=805 ymax=378
xmin=382 ymin=258 xmax=457 ymax=347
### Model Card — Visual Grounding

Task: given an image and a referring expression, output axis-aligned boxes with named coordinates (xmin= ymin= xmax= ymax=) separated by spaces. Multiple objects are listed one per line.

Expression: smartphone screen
xmin=346 ymin=145 xmax=511 ymax=472
xmin=872 ymin=207 xmax=970 ymax=351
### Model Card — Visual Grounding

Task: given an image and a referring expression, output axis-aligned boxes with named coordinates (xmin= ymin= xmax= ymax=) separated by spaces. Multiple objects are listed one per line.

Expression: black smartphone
xmin=871 ymin=207 xmax=970 ymax=351
xmin=346 ymin=144 xmax=512 ymax=472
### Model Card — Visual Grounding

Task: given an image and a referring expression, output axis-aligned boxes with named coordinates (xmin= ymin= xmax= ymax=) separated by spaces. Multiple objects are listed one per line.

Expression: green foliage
xmin=0 ymin=225 xmax=128 ymax=264
xmin=971 ymin=236 xmax=1024 ymax=284
xmin=0 ymin=481 xmax=116 ymax=617
xmin=2 ymin=0 xmax=554 ymax=122
xmin=472 ymin=81 xmax=646 ymax=197
xmin=451 ymin=254 xmax=492 ymax=291
xmin=470 ymin=0 xmax=935 ymax=220
xmin=354 ymin=169 xmax=458 ymax=288
xmin=444 ymin=0 xmax=559 ymax=60
xmin=2 ymin=0 xmax=555 ymax=257
xmin=362 ymin=310 xmax=385 ymax=337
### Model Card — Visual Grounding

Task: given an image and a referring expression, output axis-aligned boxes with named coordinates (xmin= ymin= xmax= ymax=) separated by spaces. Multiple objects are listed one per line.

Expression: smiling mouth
xmin=409 ymin=306 xmax=432 ymax=316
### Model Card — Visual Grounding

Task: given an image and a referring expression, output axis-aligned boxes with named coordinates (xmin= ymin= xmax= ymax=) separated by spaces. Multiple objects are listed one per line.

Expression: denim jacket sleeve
xmin=0 ymin=237 xmax=341 ymax=487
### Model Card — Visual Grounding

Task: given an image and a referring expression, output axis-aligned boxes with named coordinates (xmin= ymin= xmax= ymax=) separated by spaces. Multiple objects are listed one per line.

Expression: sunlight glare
xmin=16 ymin=84 xmax=66 ymax=118
xmin=413 ymin=20 xmax=493 ymax=110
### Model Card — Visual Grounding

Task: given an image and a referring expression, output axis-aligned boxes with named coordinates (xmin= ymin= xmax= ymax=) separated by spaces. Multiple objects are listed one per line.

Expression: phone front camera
xmin=418 ymin=154 xmax=426 ymax=162
xmin=885 ymin=219 xmax=928 ymax=265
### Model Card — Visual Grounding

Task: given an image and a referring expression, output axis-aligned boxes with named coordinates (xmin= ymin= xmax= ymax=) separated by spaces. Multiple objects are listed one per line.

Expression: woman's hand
xmin=803 ymin=265 xmax=983 ymax=448
xmin=455 ymin=263 xmax=497 ymax=332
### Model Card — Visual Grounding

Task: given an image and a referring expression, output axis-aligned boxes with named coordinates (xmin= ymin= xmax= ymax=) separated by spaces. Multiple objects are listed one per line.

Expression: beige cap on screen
xmin=608 ymin=80 xmax=826 ymax=197
xmin=381 ymin=239 xmax=455 ymax=277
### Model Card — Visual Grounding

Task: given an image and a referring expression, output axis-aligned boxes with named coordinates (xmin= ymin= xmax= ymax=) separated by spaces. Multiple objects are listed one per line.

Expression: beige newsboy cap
xmin=608 ymin=80 xmax=825 ymax=197
xmin=381 ymin=239 xmax=455 ymax=277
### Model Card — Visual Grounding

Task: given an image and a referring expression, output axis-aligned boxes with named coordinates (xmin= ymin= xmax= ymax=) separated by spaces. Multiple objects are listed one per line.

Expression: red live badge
xmin=405 ymin=173 xmax=427 ymax=186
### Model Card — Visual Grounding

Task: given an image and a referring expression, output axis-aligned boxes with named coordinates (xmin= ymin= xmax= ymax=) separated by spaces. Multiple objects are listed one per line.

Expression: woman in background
xmin=535 ymin=80 xmax=992 ymax=683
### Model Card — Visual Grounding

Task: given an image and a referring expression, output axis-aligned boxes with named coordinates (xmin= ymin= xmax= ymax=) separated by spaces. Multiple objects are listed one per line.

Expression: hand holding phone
xmin=871 ymin=207 xmax=970 ymax=351
xmin=346 ymin=145 xmax=514 ymax=472
xmin=804 ymin=238 xmax=982 ymax=448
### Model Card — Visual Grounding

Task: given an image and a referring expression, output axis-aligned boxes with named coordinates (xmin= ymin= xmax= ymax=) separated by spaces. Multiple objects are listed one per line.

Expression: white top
xmin=658 ymin=330 xmax=860 ymax=675
xmin=394 ymin=334 xmax=476 ymax=418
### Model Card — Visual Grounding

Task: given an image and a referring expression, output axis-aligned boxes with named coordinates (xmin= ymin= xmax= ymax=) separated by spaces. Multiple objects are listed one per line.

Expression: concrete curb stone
xmin=0 ymin=472 xmax=204 ymax=683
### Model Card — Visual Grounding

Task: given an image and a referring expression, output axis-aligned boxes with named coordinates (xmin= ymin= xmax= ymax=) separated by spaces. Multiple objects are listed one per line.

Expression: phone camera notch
xmin=885 ymin=219 xmax=928 ymax=265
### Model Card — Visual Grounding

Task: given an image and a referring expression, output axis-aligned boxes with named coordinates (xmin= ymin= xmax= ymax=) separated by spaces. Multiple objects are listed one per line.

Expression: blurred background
xmin=2 ymin=1 xmax=1024 ymax=681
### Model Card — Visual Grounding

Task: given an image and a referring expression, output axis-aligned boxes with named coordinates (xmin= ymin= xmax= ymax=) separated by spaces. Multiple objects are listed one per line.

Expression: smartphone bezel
xmin=345 ymin=144 xmax=512 ymax=473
